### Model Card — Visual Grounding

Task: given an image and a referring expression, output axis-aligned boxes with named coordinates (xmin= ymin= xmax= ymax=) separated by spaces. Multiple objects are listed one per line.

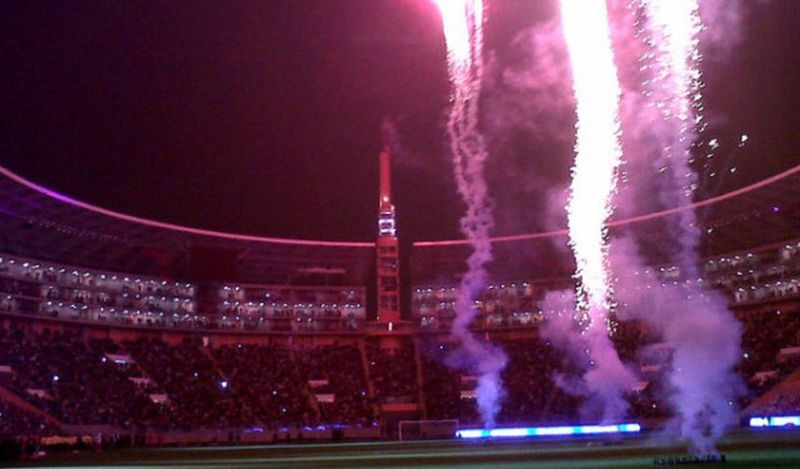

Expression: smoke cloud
xmin=607 ymin=0 xmax=745 ymax=453
xmin=425 ymin=0 xmax=746 ymax=441
xmin=529 ymin=0 xmax=744 ymax=451
xmin=609 ymin=236 xmax=744 ymax=453
xmin=539 ymin=288 xmax=637 ymax=423
xmin=481 ymin=18 xmax=575 ymax=237
xmin=434 ymin=0 xmax=507 ymax=428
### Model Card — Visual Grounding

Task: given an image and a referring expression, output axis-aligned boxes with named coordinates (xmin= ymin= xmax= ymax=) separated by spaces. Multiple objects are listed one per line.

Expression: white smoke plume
xmin=552 ymin=0 xmax=637 ymax=424
xmin=697 ymin=0 xmax=747 ymax=61
xmin=434 ymin=0 xmax=507 ymax=428
xmin=529 ymin=0 xmax=744 ymax=448
xmin=607 ymin=0 xmax=745 ymax=453
xmin=609 ymin=236 xmax=744 ymax=453
xmin=539 ymin=288 xmax=636 ymax=423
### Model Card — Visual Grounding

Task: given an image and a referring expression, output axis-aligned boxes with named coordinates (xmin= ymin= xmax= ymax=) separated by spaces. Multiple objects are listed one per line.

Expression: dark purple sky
xmin=1 ymin=0 xmax=798 ymax=242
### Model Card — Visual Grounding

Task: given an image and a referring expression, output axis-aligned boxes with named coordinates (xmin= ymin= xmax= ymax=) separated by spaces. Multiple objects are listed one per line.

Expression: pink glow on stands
xmin=414 ymin=163 xmax=800 ymax=247
xmin=0 ymin=165 xmax=373 ymax=248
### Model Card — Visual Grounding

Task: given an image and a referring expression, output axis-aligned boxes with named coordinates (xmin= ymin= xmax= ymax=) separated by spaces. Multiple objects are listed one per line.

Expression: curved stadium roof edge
xmin=414 ymin=163 xmax=800 ymax=247
xmin=3 ymin=162 xmax=800 ymax=250
xmin=0 ymin=165 xmax=373 ymax=249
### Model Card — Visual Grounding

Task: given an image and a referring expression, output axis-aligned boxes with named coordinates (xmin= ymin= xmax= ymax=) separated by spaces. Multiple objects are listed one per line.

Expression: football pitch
xmin=11 ymin=429 xmax=800 ymax=468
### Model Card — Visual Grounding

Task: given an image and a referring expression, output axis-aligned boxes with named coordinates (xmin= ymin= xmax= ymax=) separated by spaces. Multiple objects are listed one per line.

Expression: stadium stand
xmin=0 ymin=399 xmax=58 ymax=439
xmin=366 ymin=339 xmax=419 ymax=405
xmin=295 ymin=344 xmax=375 ymax=426
xmin=0 ymin=163 xmax=799 ymax=452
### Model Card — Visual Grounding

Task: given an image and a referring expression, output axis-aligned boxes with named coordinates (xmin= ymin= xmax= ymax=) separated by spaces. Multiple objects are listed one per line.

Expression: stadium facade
xmin=1 ymin=157 xmax=800 ymax=444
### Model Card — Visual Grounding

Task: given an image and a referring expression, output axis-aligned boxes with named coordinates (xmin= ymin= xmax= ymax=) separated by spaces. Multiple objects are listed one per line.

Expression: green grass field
xmin=11 ymin=429 xmax=800 ymax=468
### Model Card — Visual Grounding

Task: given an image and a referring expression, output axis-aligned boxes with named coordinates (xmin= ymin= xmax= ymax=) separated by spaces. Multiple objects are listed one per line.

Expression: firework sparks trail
xmin=643 ymin=0 xmax=704 ymax=276
xmin=561 ymin=0 xmax=622 ymax=326
xmin=433 ymin=0 xmax=506 ymax=428
xmin=560 ymin=0 xmax=635 ymax=421
xmin=640 ymin=0 xmax=743 ymax=452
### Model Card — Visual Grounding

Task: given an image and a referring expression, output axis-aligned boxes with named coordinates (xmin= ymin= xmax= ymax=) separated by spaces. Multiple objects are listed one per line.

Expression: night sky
xmin=1 ymin=0 xmax=799 ymax=243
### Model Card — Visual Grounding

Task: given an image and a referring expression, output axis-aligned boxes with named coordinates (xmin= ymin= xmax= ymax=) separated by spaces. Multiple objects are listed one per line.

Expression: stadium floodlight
xmin=750 ymin=416 xmax=800 ymax=428
xmin=455 ymin=423 xmax=641 ymax=439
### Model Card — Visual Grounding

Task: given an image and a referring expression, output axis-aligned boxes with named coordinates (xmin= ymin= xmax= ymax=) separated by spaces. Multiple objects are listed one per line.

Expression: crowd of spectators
xmin=0 ymin=303 xmax=798 ymax=440
xmin=611 ymin=320 xmax=650 ymax=364
xmin=417 ymin=302 xmax=800 ymax=425
xmin=295 ymin=345 xmax=375 ymax=426
xmin=738 ymin=308 xmax=800 ymax=399
xmin=495 ymin=337 xmax=582 ymax=425
xmin=0 ymin=400 xmax=58 ymax=439
xmin=0 ymin=326 xmax=380 ymax=437
xmin=126 ymin=337 xmax=244 ymax=429
xmin=366 ymin=341 xmax=418 ymax=404
xmin=0 ymin=328 xmax=162 ymax=429
xmin=420 ymin=335 xmax=660 ymax=426
xmin=747 ymin=376 xmax=800 ymax=417
xmin=212 ymin=344 xmax=315 ymax=427
xmin=5 ymin=302 xmax=800 ymax=429
xmin=419 ymin=342 xmax=479 ymax=424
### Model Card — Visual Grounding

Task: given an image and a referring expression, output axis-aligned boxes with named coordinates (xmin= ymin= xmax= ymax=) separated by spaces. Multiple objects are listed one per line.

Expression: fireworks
xmin=433 ymin=0 xmax=480 ymax=72
xmin=638 ymin=1 xmax=743 ymax=453
xmin=639 ymin=0 xmax=705 ymax=273
xmin=430 ymin=0 xmax=742 ymax=443
xmin=645 ymin=0 xmax=703 ymax=127
xmin=554 ymin=0 xmax=636 ymax=423
xmin=433 ymin=0 xmax=506 ymax=429
xmin=561 ymin=0 xmax=623 ymax=330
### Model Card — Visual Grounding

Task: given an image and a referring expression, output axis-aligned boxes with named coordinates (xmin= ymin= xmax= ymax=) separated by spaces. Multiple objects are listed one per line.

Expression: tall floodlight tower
xmin=376 ymin=148 xmax=400 ymax=324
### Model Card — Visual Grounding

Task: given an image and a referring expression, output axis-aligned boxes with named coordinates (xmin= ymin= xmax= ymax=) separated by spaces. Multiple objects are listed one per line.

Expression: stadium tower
xmin=376 ymin=148 xmax=400 ymax=325
xmin=372 ymin=147 xmax=421 ymax=429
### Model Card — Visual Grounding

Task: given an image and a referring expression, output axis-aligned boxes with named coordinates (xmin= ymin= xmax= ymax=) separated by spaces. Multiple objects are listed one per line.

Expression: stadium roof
xmin=412 ymin=164 xmax=800 ymax=283
xmin=1 ymin=163 xmax=799 ymax=285
xmin=0 ymin=165 xmax=373 ymax=285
